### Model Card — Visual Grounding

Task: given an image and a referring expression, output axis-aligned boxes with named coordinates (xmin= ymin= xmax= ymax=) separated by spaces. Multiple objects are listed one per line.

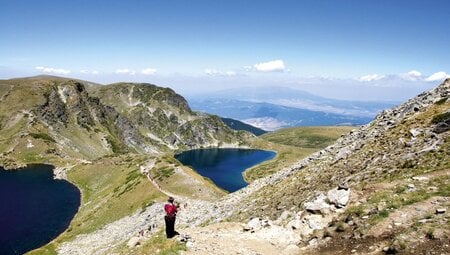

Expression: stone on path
xmin=127 ymin=236 xmax=140 ymax=248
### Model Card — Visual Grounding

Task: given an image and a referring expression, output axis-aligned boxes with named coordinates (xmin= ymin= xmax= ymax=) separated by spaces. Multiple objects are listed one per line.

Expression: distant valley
xmin=188 ymin=86 xmax=397 ymax=130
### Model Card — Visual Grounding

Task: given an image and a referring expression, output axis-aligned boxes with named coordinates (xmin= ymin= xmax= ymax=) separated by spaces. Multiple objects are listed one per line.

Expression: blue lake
xmin=175 ymin=148 xmax=275 ymax=192
xmin=0 ymin=164 xmax=80 ymax=255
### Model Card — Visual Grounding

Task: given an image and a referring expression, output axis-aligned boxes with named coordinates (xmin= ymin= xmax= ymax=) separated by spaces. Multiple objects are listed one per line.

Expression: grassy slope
xmin=28 ymin=154 xmax=166 ymax=255
xmin=235 ymin=100 xmax=450 ymax=253
xmin=260 ymin=126 xmax=354 ymax=148
xmin=244 ymin=126 xmax=354 ymax=182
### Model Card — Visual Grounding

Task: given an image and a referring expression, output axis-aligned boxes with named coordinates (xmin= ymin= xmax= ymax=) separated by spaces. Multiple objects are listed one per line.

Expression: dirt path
xmin=180 ymin=222 xmax=302 ymax=255
xmin=367 ymin=196 xmax=449 ymax=237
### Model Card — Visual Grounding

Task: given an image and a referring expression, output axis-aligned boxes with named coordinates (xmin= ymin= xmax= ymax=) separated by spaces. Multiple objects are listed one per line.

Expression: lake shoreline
xmin=175 ymin=148 xmax=276 ymax=193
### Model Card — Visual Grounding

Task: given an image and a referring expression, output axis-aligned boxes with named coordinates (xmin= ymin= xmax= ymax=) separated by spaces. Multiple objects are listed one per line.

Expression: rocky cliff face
xmin=88 ymin=82 xmax=250 ymax=151
xmin=0 ymin=76 xmax=249 ymax=166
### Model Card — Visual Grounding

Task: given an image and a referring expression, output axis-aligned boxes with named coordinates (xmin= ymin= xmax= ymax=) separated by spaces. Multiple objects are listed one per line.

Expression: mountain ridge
xmin=0 ymin=76 xmax=250 ymax=168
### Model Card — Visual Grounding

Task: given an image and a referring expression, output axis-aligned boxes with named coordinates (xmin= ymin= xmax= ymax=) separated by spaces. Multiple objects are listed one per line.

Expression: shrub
xmin=29 ymin=132 xmax=56 ymax=143
xmin=435 ymin=97 xmax=448 ymax=105
xmin=431 ymin=112 xmax=450 ymax=124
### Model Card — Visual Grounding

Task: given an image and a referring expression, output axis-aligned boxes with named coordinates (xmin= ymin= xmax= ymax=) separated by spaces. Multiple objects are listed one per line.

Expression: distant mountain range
xmin=188 ymin=86 xmax=398 ymax=130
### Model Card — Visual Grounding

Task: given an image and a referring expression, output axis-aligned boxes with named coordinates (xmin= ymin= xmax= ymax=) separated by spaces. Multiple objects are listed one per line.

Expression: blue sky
xmin=1 ymin=0 xmax=449 ymax=100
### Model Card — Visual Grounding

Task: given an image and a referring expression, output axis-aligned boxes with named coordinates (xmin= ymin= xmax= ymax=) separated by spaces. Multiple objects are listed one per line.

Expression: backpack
xmin=164 ymin=204 xmax=177 ymax=217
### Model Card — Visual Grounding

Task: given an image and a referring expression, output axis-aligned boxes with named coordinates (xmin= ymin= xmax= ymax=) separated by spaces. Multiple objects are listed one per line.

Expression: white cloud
xmin=425 ymin=71 xmax=450 ymax=82
xmin=407 ymin=70 xmax=422 ymax=77
xmin=141 ymin=68 xmax=157 ymax=75
xmin=115 ymin=68 xmax=136 ymax=75
xmin=242 ymin=117 xmax=286 ymax=131
xmin=253 ymin=59 xmax=285 ymax=72
xmin=358 ymin=74 xmax=386 ymax=82
xmin=35 ymin=66 xmax=71 ymax=75
xmin=399 ymin=70 xmax=422 ymax=81
xmin=204 ymin=69 xmax=236 ymax=76
xmin=80 ymin=69 xmax=99 ymax=75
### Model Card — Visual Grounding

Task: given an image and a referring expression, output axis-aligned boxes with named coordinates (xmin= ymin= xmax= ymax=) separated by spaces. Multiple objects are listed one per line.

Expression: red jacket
xmin=164 ymin=203 xmax=178 ymax=217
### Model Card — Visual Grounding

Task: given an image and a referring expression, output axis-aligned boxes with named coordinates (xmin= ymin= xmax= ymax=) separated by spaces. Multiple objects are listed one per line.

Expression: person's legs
xmin=166 ymin=216 xmax=176 ymax=238
xmin=164 ymin=216 xmax=171 ymax=238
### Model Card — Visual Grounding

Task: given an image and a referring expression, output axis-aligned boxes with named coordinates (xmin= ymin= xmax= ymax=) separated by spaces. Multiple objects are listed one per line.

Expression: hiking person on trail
xmin=164 ymin=196 xmax=178 ymax=238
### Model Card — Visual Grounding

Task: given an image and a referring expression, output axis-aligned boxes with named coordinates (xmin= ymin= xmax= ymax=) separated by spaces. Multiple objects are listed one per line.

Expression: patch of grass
xmin=22 ymin=152 xmax=40 ymax=162
xmin=378 ymin=209 xmax=389 ymax=218
xmin=260 ymin=126 xmax=353 ymax=148
xmin=426 ymin=228 xmax=435 ymax=239
xmin=29 ymin=132 xmax=55 ymax=143
xmin=394 ymin=185 xmax=407 ymax=194
xmin=431 ymin=112 xmax=450 ymax=124
xmin=120 ymin=230 xmax=186 ymax=255
xmin=105 ymin=135 xmax=126 ymax=154
xmin=27 ymin=243 xmax=57 ymax=255
xmin=335 ymin=222 xmax=345 ymax=232
xmin=434 ymin=97 xmax=448 ymax=105
xmin=141 ymin=200 xmax=155 ymax=211
xmin=153 ymin=166 xmax=175 ymax=181
xmin=345 ymin=205 xmax=365 ymax=217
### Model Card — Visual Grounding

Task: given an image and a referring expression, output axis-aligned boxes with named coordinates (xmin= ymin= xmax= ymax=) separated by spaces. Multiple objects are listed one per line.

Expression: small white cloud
xmin=204 ymin=69 xmax=236 ymax=76
xmin=358 ymin=74 xmax=386 ymax=82
xmin=141 ymin=68 xmax=157 ymax=75
xmin=425 ymin=71 xmax=450 ymax=82
xmin=407 ymin=70 xmax=422 ymax=77
xmin=253 ymin=59 xmax=285 ymax=72
xmin=399 ymin=70 xmax=422 ymax=81
xmin=80 ymin=69 xmax=99 ymax=75
xmin=35 ymin=66 xmax=71 ymax=75
xmin=115 ymin=68 xmax=136 ymax=75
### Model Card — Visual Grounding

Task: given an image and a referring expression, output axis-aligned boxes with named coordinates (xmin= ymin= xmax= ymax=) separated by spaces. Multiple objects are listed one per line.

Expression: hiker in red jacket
xmin=164 ymin=196 xmax=178 ymax=238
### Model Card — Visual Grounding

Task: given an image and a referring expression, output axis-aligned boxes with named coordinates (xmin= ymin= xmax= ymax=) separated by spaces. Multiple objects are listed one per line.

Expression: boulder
xmin=436 ymin=208 xmax=447 ymax=214
xmin=338 ymin=182 xmax=349 ymax=190
xmin=286 ymin=219 xmax=302 ymax=230
xmin=304 ymin=214 xmax=328 ymax=230
xmin=127 ymin=236 xmax=141 ymax=248
xmin=304 ymin=194 xmax=332 ymax=214
xmin=244 ymin=217 xmax=262 ymax=231
xmin=412 ymin=176 xmax=429 ymax=181
xmin=327 ymin=187 xmax=350 ymax=208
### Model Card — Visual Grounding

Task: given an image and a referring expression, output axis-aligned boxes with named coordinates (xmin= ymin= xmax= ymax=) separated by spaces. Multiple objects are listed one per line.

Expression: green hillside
xmin=261 ymin=126 xmax=354 ymax=148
